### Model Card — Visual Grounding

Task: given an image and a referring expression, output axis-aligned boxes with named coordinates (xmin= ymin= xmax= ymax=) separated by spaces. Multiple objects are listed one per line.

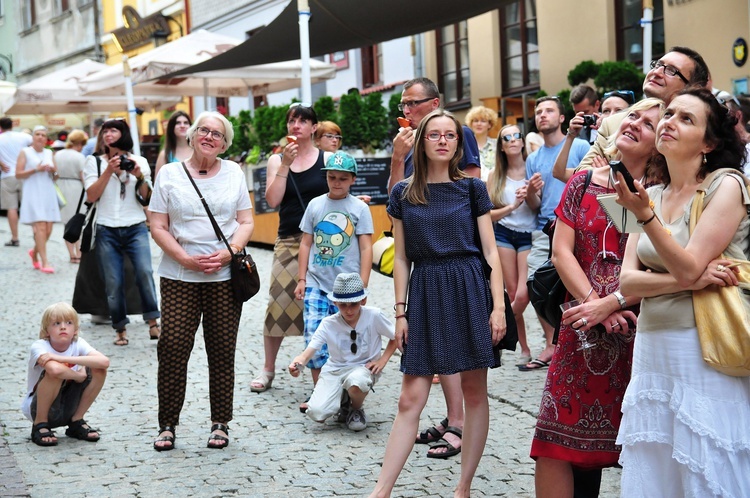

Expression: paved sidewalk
xmin=0 ymin=223 xmax=621 ymax=497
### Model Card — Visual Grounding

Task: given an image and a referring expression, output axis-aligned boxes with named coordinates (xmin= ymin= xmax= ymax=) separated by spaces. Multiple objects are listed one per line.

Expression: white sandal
xmin=250 ymin=371 xmax=275 ymax=393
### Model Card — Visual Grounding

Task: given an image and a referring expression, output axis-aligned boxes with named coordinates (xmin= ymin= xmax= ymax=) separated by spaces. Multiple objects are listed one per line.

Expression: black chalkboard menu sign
xmin=251 ymin=156 xmax=391 ymax=215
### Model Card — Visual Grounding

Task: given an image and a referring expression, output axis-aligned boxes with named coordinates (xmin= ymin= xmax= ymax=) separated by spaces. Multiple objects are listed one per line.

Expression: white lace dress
xmin=617 ymin=179 xmax=750 ymax=498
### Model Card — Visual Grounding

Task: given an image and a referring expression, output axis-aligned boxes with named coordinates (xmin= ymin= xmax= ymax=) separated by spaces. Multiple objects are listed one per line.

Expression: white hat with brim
xmin=331 ymin=272 xmax=368 ymax=303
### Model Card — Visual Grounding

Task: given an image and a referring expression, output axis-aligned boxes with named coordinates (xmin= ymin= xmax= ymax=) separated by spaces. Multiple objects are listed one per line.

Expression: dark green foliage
xmin=594 ymin=61 xmax=645 ymax=96
xmin=362 ymin=92 xmax=389 ymax=151
xmin=313 ymin=96 xmax=338 ymax=123
xmin=224 ymin=110 xmax=253 ymax=159
xmin=252 ymin=105 xmax=288 ymax=152
xmin=338 ymin=91 xmax=368 ymax=150
xmin=568 ymin=60 xmax=600 ymax=87
xmin=387 ymin=93 xmax=402 ymax=139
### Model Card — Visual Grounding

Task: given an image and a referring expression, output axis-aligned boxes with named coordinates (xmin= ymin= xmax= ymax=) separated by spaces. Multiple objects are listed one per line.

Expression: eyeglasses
xmin=196 ymin=126 xmax=225 ymax=141
xmin=501 ymin=132 xmax=523 ymax=142
xmin=397 ymin=97 xmax=434 ymax=112
xmin=650 ymin=60 xmax=689 ymax=85
xmin=322 ymin=133 xmax=343 ymax=140
xmin=425 ymin=131 xmax=459 ymax=142
xmin=717 ymin=94 xmax=741 ymax=111
xmin=350 ymin=329 xmax=358 ymax=354
xmin=603 ymin=90 xmax=636 ymax=106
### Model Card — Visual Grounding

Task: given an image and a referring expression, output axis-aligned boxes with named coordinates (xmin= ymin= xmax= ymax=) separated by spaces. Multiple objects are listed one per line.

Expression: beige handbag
xmin=690 ymin=169 xmax=750 ymax=376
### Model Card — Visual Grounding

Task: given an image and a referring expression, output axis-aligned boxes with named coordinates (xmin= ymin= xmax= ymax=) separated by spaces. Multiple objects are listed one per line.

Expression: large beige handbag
xmin=690 ymin=169 xmax=750 ymax=376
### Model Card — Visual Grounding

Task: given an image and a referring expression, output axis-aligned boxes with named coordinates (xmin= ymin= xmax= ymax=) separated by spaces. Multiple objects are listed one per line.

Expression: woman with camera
xmin=82 ymin=118 xmax=160 ymax=346
xmin=530 ymin=98 xmax=664 ymax=497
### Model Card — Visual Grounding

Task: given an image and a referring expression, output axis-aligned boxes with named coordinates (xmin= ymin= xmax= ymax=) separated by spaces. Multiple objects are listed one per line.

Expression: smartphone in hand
xmin=610 ymin=161 xmax=638 ymax=192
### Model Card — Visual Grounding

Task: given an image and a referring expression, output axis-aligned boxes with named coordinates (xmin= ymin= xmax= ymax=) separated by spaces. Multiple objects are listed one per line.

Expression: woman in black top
xmin=251 ymin=104 xmax=331 ymax=402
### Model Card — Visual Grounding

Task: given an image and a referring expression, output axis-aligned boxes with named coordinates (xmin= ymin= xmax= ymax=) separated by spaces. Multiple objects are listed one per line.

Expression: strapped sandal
xmin=207 ymin=423 xmax=229 ymax=449
xmin=65 ymin=418 xmax=100 ymax=442
xmin=153 ymin=426 xmax=176 ymax=452
xmin=31 ymin=422 xmax=58 ymax=447
xmin=415 ymin=417 xmax=449 ymax=444
xmin=250 ymin=370 xmax=275 ymax=393
xmin=114 ymin=329 xmax=129 ymax=346
xmin=426 ymin=426 xmax=463 ymax=459
xmin=5 ymin=239 xmax=19 ymax=247
xmin=149 ymin=323 xmax=160 ymax=340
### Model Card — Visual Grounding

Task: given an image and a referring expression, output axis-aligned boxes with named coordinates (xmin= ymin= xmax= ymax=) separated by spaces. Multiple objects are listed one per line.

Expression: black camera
xmin=119 ymin=154 xmax=135 ymax=172
xmin=582 ymin=115 xmax=597 ymax=127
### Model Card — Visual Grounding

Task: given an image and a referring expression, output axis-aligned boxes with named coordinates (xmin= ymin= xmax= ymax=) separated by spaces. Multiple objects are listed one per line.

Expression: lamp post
xmin=298 ymin=0 xmax=312 ymax=105
xmin=123 ymin=56 xmax=141 ymax=156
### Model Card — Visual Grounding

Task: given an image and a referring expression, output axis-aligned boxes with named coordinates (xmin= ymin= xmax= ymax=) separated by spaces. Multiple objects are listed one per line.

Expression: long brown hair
xmin=402 ymin=109 xmax=467 ymax=205
xmin=487 ymin=124 xmax=526 ymax=207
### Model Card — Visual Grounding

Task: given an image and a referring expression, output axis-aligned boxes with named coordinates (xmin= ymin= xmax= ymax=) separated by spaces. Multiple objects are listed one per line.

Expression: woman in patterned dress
xmin=531 ymin=98 xmax=665 ymax=497
xmin=370 ymin=109 xmax=505 ymax=498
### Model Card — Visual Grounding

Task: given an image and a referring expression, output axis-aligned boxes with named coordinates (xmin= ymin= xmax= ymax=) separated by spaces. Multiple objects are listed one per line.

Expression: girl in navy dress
xmin=370 ymin=109 xmax=506 ymax=498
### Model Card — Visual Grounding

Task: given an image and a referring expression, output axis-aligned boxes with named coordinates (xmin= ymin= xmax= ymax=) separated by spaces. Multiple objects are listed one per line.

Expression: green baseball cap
xmin=321 ymin=151 xmax=358 ymax=175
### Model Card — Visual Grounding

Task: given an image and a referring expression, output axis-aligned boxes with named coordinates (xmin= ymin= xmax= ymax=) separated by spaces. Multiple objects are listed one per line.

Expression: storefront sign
xmin=734 ymin=38 xmax=748 ymax=67
xmin=112 ymin=6 xmax=170 ymax=52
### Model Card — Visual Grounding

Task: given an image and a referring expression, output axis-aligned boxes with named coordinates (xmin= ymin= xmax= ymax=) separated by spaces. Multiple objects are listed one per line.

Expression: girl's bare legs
xmin=498 ymin=245 xmax=530 ymax=357
xmin=34 ymin=222 xmax=53 ymax=268
xmin=370 ymin=374 xmax=432 ymax=498
xmin=535 ymin=457 xmax=574 ymax=498
xmin=454 ymin=368 xmax=490 ymax=498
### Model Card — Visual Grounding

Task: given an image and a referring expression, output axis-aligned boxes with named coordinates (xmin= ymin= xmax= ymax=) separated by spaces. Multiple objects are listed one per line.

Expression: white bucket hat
xmin=331 ymin=272 xmax=368 ymax=303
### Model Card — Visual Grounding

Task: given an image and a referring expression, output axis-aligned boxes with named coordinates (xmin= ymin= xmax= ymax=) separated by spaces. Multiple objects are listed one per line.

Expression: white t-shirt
xmin=299 ymin=193 xmax=374 ymax=294
xmin=308 ymin=306 xmax=394 ymax=370
xmin=21 ymin=337 xmax=95 ymax=420
xmin=743 ymin=143 xmax=750 ymax=177
xmin=0 ymin=131 xmax=32 ymax=178
xmin=149 ymin=160 xmax=252 ymax=282
xmin=498 ymin=176 xmax=537 ymax=232
xmin=83 ymin=154 xmax=150 ymax=227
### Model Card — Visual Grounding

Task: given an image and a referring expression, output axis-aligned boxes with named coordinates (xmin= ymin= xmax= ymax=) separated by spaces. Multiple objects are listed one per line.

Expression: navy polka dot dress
xmin=387 ymin=177 xmax=501 ymax=375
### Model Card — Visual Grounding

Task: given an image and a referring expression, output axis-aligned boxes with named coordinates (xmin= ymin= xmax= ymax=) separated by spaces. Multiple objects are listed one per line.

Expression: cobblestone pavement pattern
xmin=0 ymin=223 xmax=621 ymax=497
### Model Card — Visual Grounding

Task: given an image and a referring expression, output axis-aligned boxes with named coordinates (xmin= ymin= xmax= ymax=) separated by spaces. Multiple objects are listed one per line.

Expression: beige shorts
xmin=0 ymin=176 xmax=22 ymax=209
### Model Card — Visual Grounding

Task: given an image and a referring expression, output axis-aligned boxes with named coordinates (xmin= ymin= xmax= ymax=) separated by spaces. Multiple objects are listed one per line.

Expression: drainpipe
xmin=93 ymin=0 xmax=104 ymax=62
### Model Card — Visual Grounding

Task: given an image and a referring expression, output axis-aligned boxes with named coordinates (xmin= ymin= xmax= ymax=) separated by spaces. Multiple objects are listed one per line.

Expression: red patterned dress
xmin=529 ymin=170 xmax=636 ymax=469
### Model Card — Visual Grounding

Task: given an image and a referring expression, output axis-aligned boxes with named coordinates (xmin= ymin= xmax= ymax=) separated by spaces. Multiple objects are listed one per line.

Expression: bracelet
xmin=637 ymin=211 xmax=657 ymax=227
xmin=581 ymin=286 xmax=595 ymax=303
xmin=395 ymin=314 xmax=407 ymax=320
xmin=276 ymin=173 xmax=288 ymax=178
xmin=298 ymin=277 xmax=306 ymax=281
xmin=229 ymin=244 xmax=242 ymax=253
xmin=393 ymin=302 xmax=406 ymax=311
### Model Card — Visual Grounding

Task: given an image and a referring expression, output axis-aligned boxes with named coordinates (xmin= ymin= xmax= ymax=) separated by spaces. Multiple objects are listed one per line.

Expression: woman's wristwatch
xmin=613 ymin=290 xmax=627 ymax=309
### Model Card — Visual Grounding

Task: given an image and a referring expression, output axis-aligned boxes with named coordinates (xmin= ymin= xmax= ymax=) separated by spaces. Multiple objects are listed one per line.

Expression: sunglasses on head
xmin=289 ymin=102 xmax=312 ymax=109
xmin=603 ymin=90 xmax=636 ymax=106
xmin=501 ymin=132 xmax=523 ymax=142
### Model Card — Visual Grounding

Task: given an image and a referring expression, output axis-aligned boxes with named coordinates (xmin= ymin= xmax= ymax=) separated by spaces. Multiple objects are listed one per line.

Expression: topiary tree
xmin=224 ymin=109 xmax=253 ymax=159
xmin=594 ymin=61 xmax=645 ymax=96
xmin=362 ymin=92 xmax=389 ymax=151
xmin=252 ymin=104 xmax=288 ymax=153
xmin=338 ymin=90 xmax=368 ymax=150
xmin=387 ymin=92 xmax=403 ymax=139
xmin=313 ymin=96 xmax=338 ymax=123
xmin=568 ymin=60 xmax=600 ymax=87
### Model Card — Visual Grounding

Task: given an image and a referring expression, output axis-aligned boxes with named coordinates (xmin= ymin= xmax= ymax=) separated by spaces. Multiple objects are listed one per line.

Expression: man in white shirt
xmin=0 ymin=116 xmax=33 ymax=246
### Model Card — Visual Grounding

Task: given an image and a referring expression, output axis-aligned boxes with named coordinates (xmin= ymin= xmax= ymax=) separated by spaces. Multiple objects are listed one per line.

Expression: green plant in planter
xmin=224 ymin=110 xmax=254 ymax=159
xmin=252 ymin=104 xmax=288 ymax=153
xmin=362 ymin=92 xmax=388 ymax=152
xmin=338 ymin=90 xmax=368 ymax=151
xmin=313 ymin=96 xmax=338 ymax=123
xmin=594 ymin=61 xmax=644 ymax=96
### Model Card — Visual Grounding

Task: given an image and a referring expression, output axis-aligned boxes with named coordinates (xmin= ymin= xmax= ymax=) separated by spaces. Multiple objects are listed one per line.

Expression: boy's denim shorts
xmin=494 ymin=223 xmax=532 ymax=252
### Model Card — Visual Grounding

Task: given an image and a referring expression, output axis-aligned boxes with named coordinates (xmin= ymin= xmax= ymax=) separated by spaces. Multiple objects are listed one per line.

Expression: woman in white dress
xmin=16 ymin=126 xmax=60 ymax=273
xmin=54 ymin=130 xmax=87 ymax=263
xmin=616 ymin=87 xmax=750 ymax=497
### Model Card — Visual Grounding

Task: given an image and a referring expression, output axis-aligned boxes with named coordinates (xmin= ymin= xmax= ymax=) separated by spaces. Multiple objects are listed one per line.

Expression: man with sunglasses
xmin=579 ymin=46 xmax=710 ymax=169
xmin=387 ymin=77 xmax=480 ymax=191
xmin=520 ymin=96 xmax=591 ymax=372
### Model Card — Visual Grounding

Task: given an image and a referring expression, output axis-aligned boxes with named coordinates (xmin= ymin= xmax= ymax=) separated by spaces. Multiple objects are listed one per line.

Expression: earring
xmin=703 ymin=153 xmax=707 ymax=165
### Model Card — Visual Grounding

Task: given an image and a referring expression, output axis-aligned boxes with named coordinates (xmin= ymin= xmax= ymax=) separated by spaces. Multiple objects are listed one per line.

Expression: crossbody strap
xmin=181 ymin=162 xmax=235 ymax=255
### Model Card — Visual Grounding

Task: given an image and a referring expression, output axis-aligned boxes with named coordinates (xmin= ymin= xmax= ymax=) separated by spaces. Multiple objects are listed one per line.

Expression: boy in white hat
xmin=289 ymin=273 xmax=396 ymax=431
xmin=294 ymin=151 xmax=374 ymax=411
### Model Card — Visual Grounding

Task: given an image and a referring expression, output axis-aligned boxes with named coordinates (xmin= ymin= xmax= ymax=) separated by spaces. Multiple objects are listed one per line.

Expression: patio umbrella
xmin=78 ymin=29 xmax=336 ymax=105
xmin=1 ymin=59 xmax=176 ymax=115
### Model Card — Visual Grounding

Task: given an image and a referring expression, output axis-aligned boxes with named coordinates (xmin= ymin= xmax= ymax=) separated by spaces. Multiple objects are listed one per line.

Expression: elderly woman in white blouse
xmin=149 ymin=111 xmax=254 ymax=452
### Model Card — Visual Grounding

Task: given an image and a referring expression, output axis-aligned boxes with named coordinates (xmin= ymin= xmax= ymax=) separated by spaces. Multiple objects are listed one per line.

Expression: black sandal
xmin=153 ymin=426 xmax=176 ymax=452
xmin=65 ymin=418 xmax=100 ymax=442
xmin=207 ymin=423 xmax=229 ymax=449
xmin=31 ymin=422 xmax=58 ymax=447
xmin=415 ymin=417 xmax=449 ymax=444
xmin=426 ymin=426 xmax=463 ymax=459
xmin=149 ymin=323 xmax=160 ymax=340
xmin=113 ymin=329 xmax=129 ymax=346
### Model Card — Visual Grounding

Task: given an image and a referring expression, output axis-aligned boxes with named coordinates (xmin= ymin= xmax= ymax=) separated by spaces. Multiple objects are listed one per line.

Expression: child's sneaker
xmin=346 ymin=408 xmax=367 ymax=431
xmin=335 ymin=390 xmax=351 ymax=423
